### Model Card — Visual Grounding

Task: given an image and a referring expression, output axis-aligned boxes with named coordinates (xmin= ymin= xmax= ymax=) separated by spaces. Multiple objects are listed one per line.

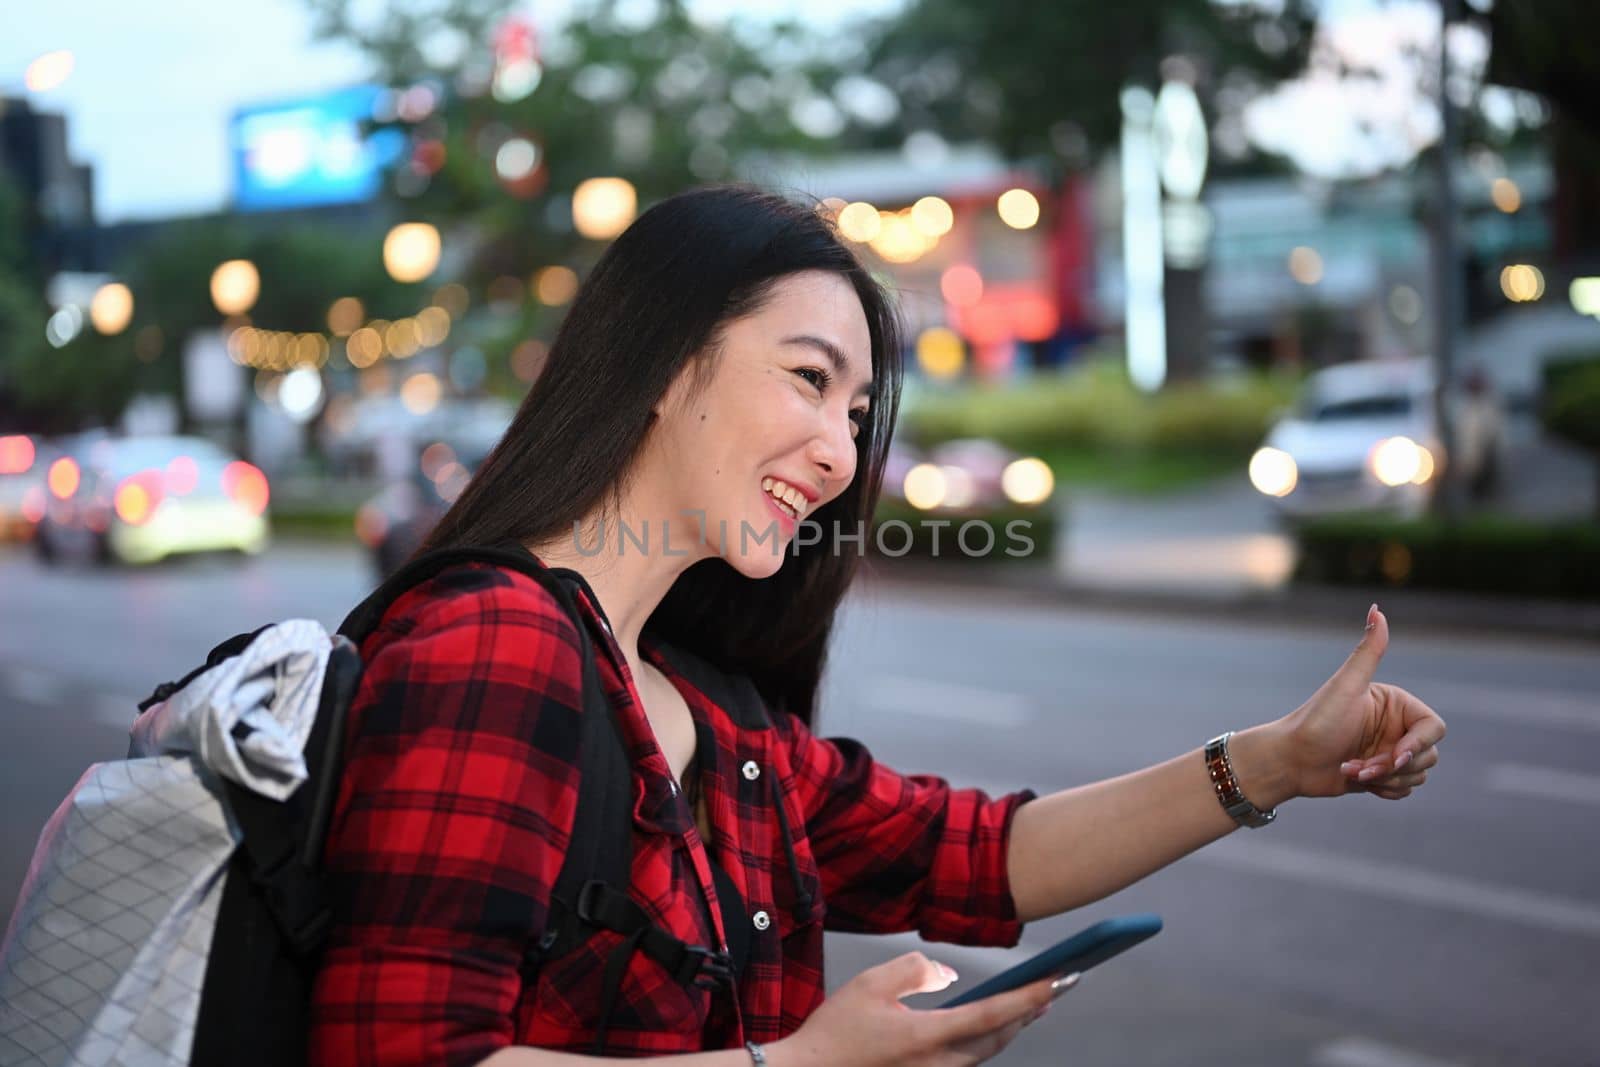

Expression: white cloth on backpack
xmin=0 ymin=619 xmax=333 ymax=1067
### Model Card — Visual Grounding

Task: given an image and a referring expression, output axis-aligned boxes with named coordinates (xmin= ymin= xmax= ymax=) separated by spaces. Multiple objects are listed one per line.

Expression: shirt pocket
xmin=524 ymin=917 xmax=714 ymax=1049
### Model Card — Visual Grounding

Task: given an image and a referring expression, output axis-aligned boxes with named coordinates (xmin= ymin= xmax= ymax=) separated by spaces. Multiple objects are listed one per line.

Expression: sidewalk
xmin=866 ymin=471 xmax=1600 ymax=643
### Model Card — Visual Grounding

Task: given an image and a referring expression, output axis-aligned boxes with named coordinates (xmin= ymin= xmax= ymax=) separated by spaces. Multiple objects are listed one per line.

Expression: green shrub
xmin=901 ymin=358 xmax=1297 ymax=462
xmin=1541 ymin=353 xmax=1600 ymax=454
xmin=1294 ymin=514 xmax=1600 ymax=600
xmin=868 ymin=500 xmax=1057 ymax=563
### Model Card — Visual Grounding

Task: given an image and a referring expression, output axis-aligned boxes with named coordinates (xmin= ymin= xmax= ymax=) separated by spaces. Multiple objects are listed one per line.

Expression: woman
xmin=309 ymin=184 xmax=1446 ymax=1067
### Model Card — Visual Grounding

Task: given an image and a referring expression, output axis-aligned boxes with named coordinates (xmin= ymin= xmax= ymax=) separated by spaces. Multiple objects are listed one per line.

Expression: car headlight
xmin=1369 ymin=436 xmax=1434 ymax=487
xmin=903 ymin=463 xmax=947 ymax=510
xmin=1248 ymin=447 xmax=1298 ymax=497
xmin=1001 ymin=457 xmax=1054 ymax=505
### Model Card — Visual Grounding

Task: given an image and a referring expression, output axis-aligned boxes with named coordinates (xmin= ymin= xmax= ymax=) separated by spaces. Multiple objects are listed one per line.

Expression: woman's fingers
xmin=927 ymin=974 xmax=1059 ymax=1048
xmin=1390 ymin=693 xmax=1447 ymax=769
xmin=1343 ymin=741 xmax=1441 ymax=783
xmin=875 ymin=951 xmax=959 ymax=1000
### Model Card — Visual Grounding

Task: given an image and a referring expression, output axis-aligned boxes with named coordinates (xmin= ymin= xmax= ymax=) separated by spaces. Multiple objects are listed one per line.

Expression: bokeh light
xmin=400 ymin=372 xmax=443 ymax=414
xmin=383 ymin=222 xmax=442 ymax=283
xmin=836 ymin=202 xmax=881 ymax=243
xmin=210 ymin=260 xmax=260 ymax=315
xmin=572 ymin=178 xmax=637 ymax=240
xmin=534 ymin=266 xmax=579 ymax=306
xmin=915 ymin=327 xmax=965 ymax=380
xmin=997 ymin=189 xmax=1040 ymax=230
xmin=89 ymin=283 xmax=134 ymax=335
xmin=910 ymin=196 xmax=954 ymax=237
xmin=1288 ymin=246 xmax=1323 ymax=285
xmin=25 ymin=51 xmax=74 ymax=92
xmin=1001 ymin=458 xmax=1054 ymax=505
xmin=327 ymin=297 xmax=364 ymax=337
xmin=1490 ymin=177 xmax=1521 ymax=214
xmin=1500 ymin=264 xmax=1545 ymax=302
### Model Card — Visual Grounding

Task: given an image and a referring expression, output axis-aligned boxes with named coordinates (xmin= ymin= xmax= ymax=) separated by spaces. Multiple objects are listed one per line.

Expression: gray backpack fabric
xmin=0 ymin=620 xmax=333 ymax=1066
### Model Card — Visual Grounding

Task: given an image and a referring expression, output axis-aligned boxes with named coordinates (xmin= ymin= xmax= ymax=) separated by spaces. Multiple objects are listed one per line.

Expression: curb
xmin=859 ymin=558 xmax=1600 ymax=645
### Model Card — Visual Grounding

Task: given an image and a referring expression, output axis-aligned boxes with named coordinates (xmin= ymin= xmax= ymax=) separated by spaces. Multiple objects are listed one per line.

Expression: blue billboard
xmin=229 ymin=84 xmax=406 ymax=212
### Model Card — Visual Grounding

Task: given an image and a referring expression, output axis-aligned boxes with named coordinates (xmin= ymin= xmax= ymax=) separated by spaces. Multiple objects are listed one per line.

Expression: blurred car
xmin=1248 ymin=357 xmax=1505 ymax=521
xmin=356 ymin=438 xmax=489 ymax=578
xmin=0 ymin=434 xmax=47 ymax=542
xmin=881 ymin=436 xmax=1056 ymax=514
xmin=32 ymin=435 xmax=271 ymax=565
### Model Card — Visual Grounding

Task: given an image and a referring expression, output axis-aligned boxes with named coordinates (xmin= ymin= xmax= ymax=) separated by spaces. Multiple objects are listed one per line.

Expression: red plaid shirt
xmin=308 ymin=559 xmax=1034 ymax=1065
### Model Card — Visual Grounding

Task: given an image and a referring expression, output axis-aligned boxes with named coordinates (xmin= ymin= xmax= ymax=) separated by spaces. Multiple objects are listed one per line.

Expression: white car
xmin=1248 ymin=358 xmax=1504 ymax=521
xmin=32 ymin=435 xmax=271 ymax=565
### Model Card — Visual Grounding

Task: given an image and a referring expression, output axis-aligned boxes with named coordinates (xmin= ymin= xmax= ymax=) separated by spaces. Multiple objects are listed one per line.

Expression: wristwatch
xmin=1204 ymin=731 xmax=1277 ymax=828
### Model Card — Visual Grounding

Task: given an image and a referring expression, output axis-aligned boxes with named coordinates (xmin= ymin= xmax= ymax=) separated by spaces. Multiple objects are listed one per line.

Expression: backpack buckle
xmin=683 ymin=944 xmax=736 ymax=989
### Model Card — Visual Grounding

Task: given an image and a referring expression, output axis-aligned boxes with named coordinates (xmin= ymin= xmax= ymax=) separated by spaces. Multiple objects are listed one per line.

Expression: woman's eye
xmin=795 ymin=367 xmax=830 ymax=390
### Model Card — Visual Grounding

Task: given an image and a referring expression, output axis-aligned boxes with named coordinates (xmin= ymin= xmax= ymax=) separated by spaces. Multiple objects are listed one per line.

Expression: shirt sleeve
xmin=772 ymin=711 xmax=1036 ymax=948
xmin=308 ymin=565 xmax=587 ymax=1067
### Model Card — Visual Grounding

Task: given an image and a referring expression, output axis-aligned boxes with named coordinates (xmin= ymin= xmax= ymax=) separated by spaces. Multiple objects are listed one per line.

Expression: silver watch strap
xmin=1204 ymin=731 xmax=1277 ymax=828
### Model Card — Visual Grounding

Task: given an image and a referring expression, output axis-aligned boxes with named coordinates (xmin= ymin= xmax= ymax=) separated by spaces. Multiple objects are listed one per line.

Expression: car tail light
xmin=114 ymin=472 xmax=164 ymax=526
xmin=48 ymin=457 xmax=80 ymax=499
xmin=0 ymin=435 xmax=34 ymax=475
xmin=222 ymin=461 xmax=270 ymax=515
xmin=354 ymin=504 xmax=389 ymax=547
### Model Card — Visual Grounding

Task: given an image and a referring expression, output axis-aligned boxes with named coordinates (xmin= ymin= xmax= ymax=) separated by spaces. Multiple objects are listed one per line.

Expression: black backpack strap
xmin=337 ymin=544 xmax=568 ymax=642
xmin=190 ymin=634 xmax=364 ymax=1067
xmin=338 ymin=543 xmax=738 ymax=1052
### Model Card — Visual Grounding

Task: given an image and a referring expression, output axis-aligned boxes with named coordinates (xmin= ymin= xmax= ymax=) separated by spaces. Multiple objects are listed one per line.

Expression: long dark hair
xmin=418 ymin=184 xmax=905 ymax=727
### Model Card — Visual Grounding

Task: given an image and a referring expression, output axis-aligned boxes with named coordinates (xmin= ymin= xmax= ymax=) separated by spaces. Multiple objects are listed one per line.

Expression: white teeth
xmin=761 ymin=477 xmax=806 ymax=518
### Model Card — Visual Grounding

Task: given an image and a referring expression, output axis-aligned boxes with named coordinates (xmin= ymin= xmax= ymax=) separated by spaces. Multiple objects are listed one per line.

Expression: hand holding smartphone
xmin=936 ymin=913 xmax=1163 ymax=1009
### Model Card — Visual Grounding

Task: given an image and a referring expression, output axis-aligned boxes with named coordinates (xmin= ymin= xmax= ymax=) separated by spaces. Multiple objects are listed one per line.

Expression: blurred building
xmin=1094 ymin=154 xmax=1554 ymax=384
xmin=0 ymin=96 xmax=98 ymax=274
xmin=762 ymin=143 xmax=1097 ymax=381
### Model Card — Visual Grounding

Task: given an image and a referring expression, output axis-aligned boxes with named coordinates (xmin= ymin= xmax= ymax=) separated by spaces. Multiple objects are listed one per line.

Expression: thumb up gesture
xmin=1282 ymin=605 xmax=1448 ymax=801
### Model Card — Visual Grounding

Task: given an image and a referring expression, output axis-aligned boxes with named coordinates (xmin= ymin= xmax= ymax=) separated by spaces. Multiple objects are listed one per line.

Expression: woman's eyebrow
xmin=779 ymin=334 xmax=876 ymax=401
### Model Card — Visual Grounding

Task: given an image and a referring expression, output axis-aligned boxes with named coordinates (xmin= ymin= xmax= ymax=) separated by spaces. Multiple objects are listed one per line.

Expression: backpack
xmin=0 ymin=544 xmax=761 ymax=1065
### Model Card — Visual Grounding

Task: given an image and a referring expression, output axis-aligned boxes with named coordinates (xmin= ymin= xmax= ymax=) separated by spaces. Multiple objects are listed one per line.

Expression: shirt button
xmin=669 ymin=780 xmax=679 ymax=796
xmin=752 ymin=910 xmax=771 ymax=932
xmin=741 ymin=761 xmax=761 ymax=781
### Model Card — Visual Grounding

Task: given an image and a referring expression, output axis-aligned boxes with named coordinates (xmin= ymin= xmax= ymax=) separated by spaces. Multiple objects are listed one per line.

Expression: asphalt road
xmin=1 ymin=542 xmax=1596 ymax=1066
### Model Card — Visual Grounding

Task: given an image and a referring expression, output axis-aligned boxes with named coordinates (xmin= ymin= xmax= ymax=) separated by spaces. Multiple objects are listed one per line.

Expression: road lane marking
xmin=861 ymin=675 xmax=1033 ymax=728
xmin=1487 ymin=762 xmax=1600 ymax=807
xmin=1311 ymin=1037 xmax=1464 ymax=1067
xmin=1199 ymin=836 xmax=1600 ymax=938
xmin=1414 ymin=679 xmax=1600 ymax=734
xmin=2 ymin=665 xmax=66 ymax=707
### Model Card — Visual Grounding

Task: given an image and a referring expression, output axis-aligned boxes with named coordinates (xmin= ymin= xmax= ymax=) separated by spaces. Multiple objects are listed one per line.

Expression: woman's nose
xmin=808 ymin=414 xmax=856 ymax=488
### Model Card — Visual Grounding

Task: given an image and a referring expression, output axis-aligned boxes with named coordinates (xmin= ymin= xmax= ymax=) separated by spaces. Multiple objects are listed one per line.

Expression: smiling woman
xmin=309 ymin=184 xmax=1447 ymax=1067
xmin=414 ymin=185 xmax=903 ymax=724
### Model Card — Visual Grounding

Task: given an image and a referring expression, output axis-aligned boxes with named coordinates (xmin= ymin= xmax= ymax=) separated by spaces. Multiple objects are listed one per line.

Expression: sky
xmin=3 ymin=0 xmax=1456 ymax=225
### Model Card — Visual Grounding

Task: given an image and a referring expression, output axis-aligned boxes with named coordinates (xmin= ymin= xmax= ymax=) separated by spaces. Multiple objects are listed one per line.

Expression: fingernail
xmin=1395 ymin=750 xmax=1412 ymax=769
xmin=1359 ymin=766 xmax=1381 ymax=781
xmin=1340 ymin=761 xmax=1359 ymax=774
xmin=1051 ymin=972 xmax=1081 ymax=998
xmin=937 ymin=962 xmax=959 ymax=983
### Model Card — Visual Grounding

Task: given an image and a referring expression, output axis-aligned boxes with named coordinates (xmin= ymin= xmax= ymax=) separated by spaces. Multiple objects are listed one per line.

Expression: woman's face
xmin=648 ymin=269 xmax=875 ymax=579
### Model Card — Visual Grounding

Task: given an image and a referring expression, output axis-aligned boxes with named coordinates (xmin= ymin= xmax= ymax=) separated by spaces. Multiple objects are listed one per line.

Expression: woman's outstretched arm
xmin=1005 ymin=605 xmax=1447 ymax=923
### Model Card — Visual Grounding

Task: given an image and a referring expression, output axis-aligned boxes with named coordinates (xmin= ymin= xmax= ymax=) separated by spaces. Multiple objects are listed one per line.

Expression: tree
xmin=305 ymin=0 xmax=859 ymax=279
xmin=860 ymin=0 xmax=1319 ymax=174
xmin=1478 ymin=0 xmax=1600 ymax=264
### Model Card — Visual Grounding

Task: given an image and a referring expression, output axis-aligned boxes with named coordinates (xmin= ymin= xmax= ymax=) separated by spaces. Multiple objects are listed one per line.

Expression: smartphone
xmin=936 ymin=913 xmax=1163 ymax=1009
